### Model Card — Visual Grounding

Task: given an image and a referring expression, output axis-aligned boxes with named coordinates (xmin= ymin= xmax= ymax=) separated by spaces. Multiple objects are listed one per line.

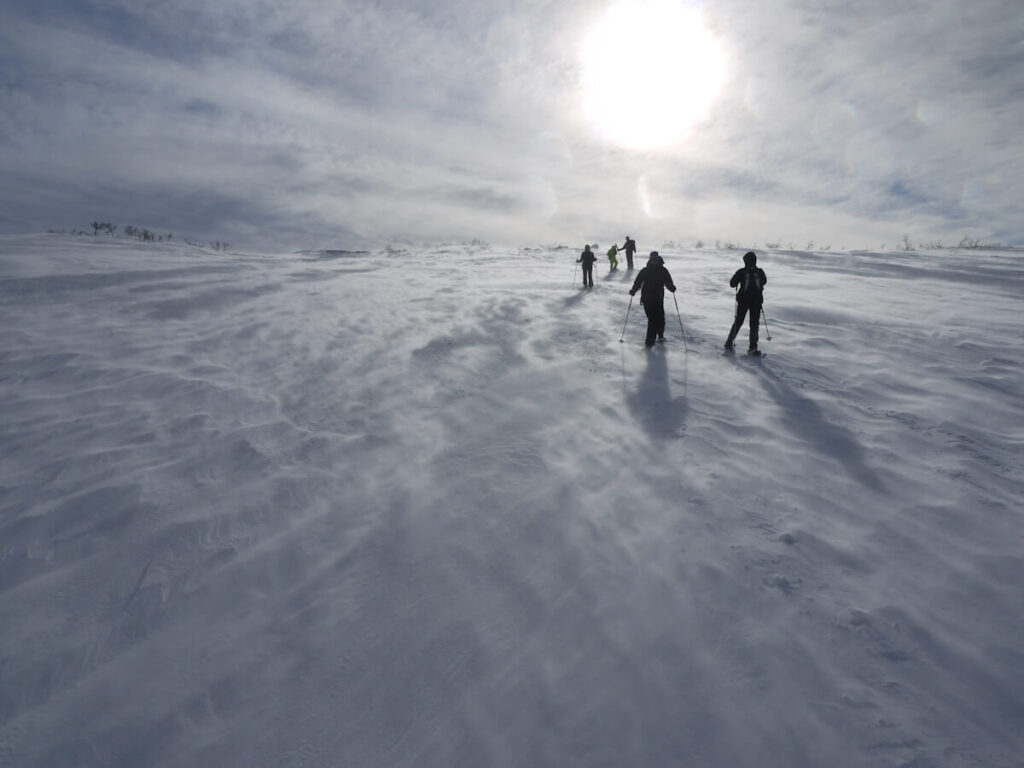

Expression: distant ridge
xmin=295 ymin=249 xmax=370 ymax=260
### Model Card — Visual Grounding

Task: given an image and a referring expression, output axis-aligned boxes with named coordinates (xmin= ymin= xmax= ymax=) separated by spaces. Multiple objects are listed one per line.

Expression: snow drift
xmin=1 ymin=234 xmax=1022 ymax=767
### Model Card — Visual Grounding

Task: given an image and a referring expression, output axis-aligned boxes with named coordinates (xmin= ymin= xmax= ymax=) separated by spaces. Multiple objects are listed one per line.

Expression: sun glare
xmin=580 ymin=1 xmax=727 ymax=150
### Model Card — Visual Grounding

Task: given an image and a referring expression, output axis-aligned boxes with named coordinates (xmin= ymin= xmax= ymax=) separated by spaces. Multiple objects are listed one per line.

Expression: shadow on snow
xmin=626 ymin=348 xmax=687 ymax=440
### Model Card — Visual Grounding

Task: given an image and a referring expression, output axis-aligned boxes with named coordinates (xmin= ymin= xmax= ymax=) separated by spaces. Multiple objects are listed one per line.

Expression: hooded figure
xmin=629 ymin=251 xmax=677 ymax=347
xmin=725 ymin=251 xmax=768 ymax=352
xmin=577 ymin=244 xmax=597 ymax=287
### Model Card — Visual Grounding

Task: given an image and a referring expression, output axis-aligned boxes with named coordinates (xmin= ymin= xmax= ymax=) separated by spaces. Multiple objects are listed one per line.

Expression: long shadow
xmin=562 ymin=288 xmax=589 ymax=308
xmin=602 ymin=268 xmax=626 ymax=282
xmin=749 ymin=362 xmax=885 ymax=491
xmin=626 ymin=348 xmax=688 ymax=440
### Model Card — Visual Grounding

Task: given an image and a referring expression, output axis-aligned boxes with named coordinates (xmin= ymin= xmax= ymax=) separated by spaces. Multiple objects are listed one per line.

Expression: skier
xmin=620 ymin=236 xmax=637 ymax=269
xmin=629 ymin=251 xmax=676 ymax=347
xmin=724 ymin=251 xmax=768 ymax=354
xmin=607 ymin=243 xmax=619 ymax=271
xmin=577 ymin=244 xmax=597 ymax=288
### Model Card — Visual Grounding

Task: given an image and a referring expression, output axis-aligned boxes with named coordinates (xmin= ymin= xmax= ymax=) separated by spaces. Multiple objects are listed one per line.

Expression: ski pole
xmin=619 ymin=295 xmax=633 ymax=343
xmin=761 ymin=306 xmax=773 ymax=341
xmin=572 ymin=262 xmax=578 ymax=286
xmin=672 ymin=293 xmax=688 ymax=351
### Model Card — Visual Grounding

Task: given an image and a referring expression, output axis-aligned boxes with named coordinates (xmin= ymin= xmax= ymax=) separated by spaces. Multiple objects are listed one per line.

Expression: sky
xmin=1 ymin=0 xmax=1023 ymax=251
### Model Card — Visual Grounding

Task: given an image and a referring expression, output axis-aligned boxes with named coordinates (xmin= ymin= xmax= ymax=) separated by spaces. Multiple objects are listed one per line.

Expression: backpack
xmin=738 ymin=267 xmax=762 ymax=300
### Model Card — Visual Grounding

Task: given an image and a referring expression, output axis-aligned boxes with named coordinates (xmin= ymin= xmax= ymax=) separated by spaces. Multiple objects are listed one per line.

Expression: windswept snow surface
xmin=1 ymin=234 xmax=1022 ymax=768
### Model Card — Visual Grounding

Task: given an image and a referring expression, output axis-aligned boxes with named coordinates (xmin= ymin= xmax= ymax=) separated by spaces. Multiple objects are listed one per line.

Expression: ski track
xmin=1 ymin=235 xmax=1023 ymax=767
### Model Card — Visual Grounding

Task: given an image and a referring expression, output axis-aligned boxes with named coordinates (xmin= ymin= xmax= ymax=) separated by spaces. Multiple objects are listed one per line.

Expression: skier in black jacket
xmin=577 ymin=244 xmax=597 ymax=287
xmin=629 ymin=251 xmax=676 ymax=347
xmin=725 ymin=251 xmax=767 ymax=353
xmin=620 ymin=236 xmax=638 ymax=269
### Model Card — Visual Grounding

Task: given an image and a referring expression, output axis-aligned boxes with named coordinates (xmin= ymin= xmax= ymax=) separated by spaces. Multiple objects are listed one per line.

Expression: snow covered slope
xmin=1 ymin=234 xmax=1022 ymax=767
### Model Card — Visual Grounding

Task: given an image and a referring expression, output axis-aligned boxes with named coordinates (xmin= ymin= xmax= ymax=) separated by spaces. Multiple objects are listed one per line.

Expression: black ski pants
xmin=727 ymin=298 xmax=761 ymax=349
xmin=643 ymin=299 xmax=665 ymax=345
xmin=582 ymin=263 xmax=593 ymax=287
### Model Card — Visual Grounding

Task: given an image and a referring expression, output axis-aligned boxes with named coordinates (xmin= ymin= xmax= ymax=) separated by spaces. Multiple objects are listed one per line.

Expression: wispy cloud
xmin=1 ymin=0 xmax=1022 ymax=248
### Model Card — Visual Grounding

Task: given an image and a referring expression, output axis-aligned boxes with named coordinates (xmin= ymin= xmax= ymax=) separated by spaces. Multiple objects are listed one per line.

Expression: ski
xmin=723 ymin=346 xmax=766 ymax=358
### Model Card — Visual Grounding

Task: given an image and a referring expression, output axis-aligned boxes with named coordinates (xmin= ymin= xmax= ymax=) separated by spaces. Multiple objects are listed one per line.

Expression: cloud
xmin=1 ymin=0 xmax=1022 ymax=248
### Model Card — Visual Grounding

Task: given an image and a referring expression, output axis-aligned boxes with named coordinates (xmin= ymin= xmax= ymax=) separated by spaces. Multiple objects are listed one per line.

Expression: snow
xmin=1 ymin=233 xmax=1022 ymax=767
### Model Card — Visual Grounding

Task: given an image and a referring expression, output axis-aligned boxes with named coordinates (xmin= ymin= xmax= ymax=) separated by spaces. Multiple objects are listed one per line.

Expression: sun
xmin=580 ymin=1 xmax=727 ymax=151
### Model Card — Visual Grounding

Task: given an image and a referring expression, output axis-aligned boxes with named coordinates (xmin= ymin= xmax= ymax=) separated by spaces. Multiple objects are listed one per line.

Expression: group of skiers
xmin=577 ymin=236 xmax=639 ymax=286
xmin=577 ymin=242 xmax=767 ymax=353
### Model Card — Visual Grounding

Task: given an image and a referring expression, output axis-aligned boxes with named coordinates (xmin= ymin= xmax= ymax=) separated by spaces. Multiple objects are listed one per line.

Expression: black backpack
xmin=738 ymin=267 xmax=762 ymax=300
